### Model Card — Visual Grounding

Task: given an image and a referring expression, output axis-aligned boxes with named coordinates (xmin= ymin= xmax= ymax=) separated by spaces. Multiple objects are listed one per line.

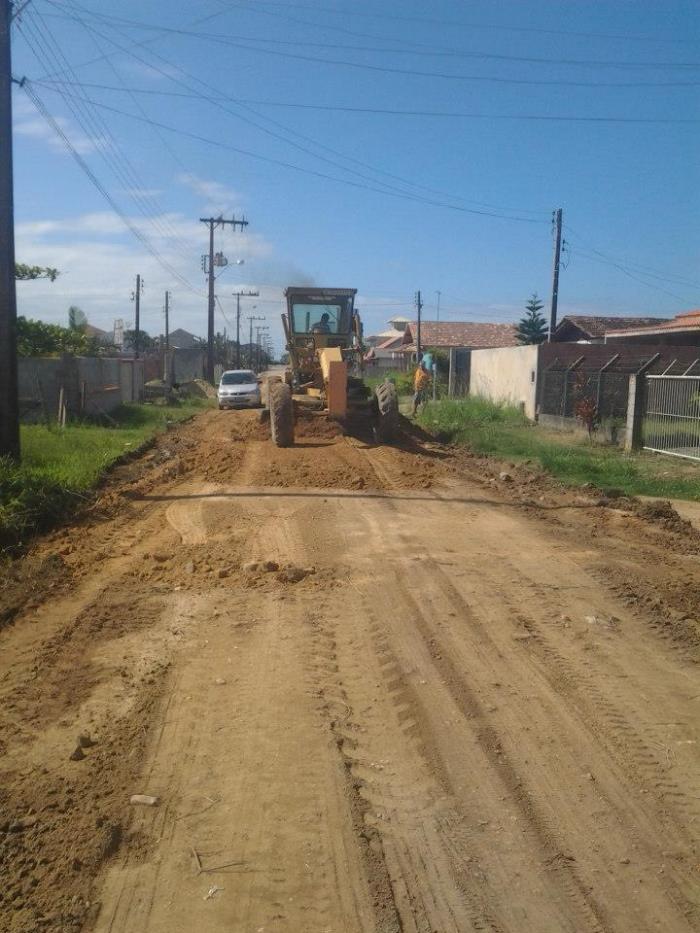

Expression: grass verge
xmin=418 ymin=396 xmax=700 ymax=501
xmin=1 ymin=399 xmax=212 ymax=553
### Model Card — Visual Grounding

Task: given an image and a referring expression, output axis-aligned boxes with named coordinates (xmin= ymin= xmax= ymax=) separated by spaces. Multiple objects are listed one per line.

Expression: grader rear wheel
xmin=269 ymin=381 xmax=295 ymax=447
xmin=374 ymin=380 xmax=398 ymax=443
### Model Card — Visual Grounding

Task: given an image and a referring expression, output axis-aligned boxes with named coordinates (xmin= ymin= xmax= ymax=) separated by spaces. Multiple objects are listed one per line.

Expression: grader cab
xmin=266 ymin=286 xmax=398 ymax=447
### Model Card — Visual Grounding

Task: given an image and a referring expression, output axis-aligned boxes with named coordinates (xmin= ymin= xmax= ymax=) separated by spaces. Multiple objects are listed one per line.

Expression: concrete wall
xmin=18 ymin=355 xmax=145 ymax=421
xmin=469 ymin=345 xmax=539 ymax=419
xmin=539 ymin=413 xmax=629 ymax=447
xmin=169 ymin=348 xmax=206 ymax=384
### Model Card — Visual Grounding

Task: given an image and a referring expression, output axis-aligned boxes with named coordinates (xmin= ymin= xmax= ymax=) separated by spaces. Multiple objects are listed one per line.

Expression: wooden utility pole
xmin=131 ymin=274 xmax=143 ymax=357
xmin=548 ymin=208 xmax=563 ymax=342
xmin=200 ymin=214 xmax=248 ymax=382
xmin=0 ymin=0 xmax=19 ymax=459
xmin=232 ymin=289 xmax=258 ymax=366
xmin=415 ymin=289 xmax=423 ymax=359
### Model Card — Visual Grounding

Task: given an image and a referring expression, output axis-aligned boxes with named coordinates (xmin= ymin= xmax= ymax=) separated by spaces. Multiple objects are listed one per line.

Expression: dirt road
xmin=1 ymin=409 xmax=699 ymax=932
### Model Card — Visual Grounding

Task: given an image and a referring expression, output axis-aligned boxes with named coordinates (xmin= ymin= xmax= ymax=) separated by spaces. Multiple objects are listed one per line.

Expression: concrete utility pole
xmin=164 ymin=290 xmax=170 ymax=351
xmin=247 ymin=313 xmax=265 ymax=368
xmin=255 ymin=325 xmax=269 ymax=372
xmin=0 ymin=0 xmax=19 ymax=459
xmin=131 ymin=274 xmax=143 ymax=358
xmin=435 ymin=289 xmax=441 ymax=323
xmin=163 ymin=290 xmax=170 ymax=384
xmin=548 ymin=208 xmax=563 ymax=342
xmin=232 ymin=289 xmax=258 ymax=366
xmin=200 ymin=214 xmax=248 ymax=383
xmin=415 ymin=290 xmax=423 ymax=359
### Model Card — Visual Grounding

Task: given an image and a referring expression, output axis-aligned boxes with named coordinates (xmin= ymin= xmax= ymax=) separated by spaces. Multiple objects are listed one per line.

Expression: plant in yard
xmin=575 ymin=397 xmax=600 ymax=440
xmin=16 ymin=317 xmax=103 ymax=357
xmin=516 ymin=293 xmax=547 ymax=345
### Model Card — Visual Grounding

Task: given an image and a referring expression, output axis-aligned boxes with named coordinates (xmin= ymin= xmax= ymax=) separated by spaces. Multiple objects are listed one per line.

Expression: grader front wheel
xmin=269 ymin=381 xmax=295 ymax=447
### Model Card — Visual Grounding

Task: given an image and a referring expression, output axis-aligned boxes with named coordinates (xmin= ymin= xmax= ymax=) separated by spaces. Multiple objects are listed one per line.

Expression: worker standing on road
xmin=412 ymin=359 xmax=431 ymax=417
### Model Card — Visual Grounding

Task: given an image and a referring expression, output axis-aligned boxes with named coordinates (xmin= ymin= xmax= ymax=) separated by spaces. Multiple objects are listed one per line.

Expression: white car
xmin=217 ymin=370 xmax=261 ymax=409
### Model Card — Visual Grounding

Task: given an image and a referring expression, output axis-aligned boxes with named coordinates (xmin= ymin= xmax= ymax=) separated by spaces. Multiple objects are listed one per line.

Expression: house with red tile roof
xmin=552 ymin=315 xmax=670 ymax=343
xmin=401 ymin=320 xmax=519 ymax=353
xmin=605 ymin=310 xmax=700 ymax=345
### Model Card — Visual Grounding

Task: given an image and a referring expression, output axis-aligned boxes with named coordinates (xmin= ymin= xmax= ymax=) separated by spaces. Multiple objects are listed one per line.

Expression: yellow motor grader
xmin=266 ymin=286 xmax=398 ymax=447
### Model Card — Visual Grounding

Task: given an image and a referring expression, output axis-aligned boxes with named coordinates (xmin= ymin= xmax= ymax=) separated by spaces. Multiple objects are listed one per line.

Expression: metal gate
xmin=643 ymin=374 xmax=700 ymax=461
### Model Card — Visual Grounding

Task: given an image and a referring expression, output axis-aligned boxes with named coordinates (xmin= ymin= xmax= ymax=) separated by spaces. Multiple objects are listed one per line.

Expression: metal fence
xmin=539 ymin=354 xmax=630 ymax=422
xmin=643 ymin=375 xmax=700 ymax=461
xmin=448 ymin=348 xmax=471 ymax=397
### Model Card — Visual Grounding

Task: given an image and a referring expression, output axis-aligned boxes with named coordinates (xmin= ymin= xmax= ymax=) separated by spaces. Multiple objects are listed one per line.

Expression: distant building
xmin=552 ymin=315 xmax=670 ymax=344
xmin=168 ymin=328 xmax=204 ymax=349
xmin=365 ymin=315 xmax=410 ymax=352
xmin=605 ymin=309 xmax=700 ymax=346
xmin=84 ymin=323 xmax=114 ymax=345
xmin=401 ymin=320 xmax=519 ymax=353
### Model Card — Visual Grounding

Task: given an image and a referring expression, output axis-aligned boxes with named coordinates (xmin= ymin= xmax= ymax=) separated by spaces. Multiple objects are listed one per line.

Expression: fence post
xmin=448 ymin=347 xmax=456 ymax=398
xmin=625 ymin=375 xmax=645 ymax=451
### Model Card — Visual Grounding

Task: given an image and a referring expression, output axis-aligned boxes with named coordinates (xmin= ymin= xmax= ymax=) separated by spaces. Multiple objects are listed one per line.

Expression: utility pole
xmin=548 ymin=208 xmax=563 ymax=341
xmin=130 ymin=274 xmax=143 ymax=358
xmin=164 ymin=290 xmax=170 ymax=351
xmin=255 ymin=325 xmax=269 ymax=372
xmin=232 ymin=289 xmax=259 ymax=366
xmin=163 ymin=290 xmax=170 ymax=385
xmin=248 ymin=313 xmax=265 ymax=368
xmin=435 ymin=289 xmax=441 ymax=323
xmin=415 ymin=290 xmax=423 ymax=359
xmin=131 ymin=275 xmax=145 ymax=360
xmin=0 ymin=0 xmax=19 ymax=459
xmin=200 ymin=214 xmax=248 ymax=383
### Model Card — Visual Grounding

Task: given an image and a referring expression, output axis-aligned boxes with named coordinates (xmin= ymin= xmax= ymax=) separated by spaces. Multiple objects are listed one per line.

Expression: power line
xmin=22 ymin=82 xmax=201 ymax=293
xmin=30 ymin=84 xmax=548 ymax=225
xmin=568 ymin=248 xmax=696 ymax=305
xmin=41 ymin=5 xmax=700 ymax=69
xmin=60 ymin=0 xmax=195 ymax=185
xmin=40 ymin=4 xmax=700 ymax=88
xmin=18 ymin=12 xmax=199 ymax=267
xmin=41 ymin=6 xmax=548 ymax=217
xmin=214 ymin=0 xmax=699 ymax=46
xmin=38 ymin=80 xmax=700 ymax=126
xmin=563 ymin=224 xmax=700 ymax=290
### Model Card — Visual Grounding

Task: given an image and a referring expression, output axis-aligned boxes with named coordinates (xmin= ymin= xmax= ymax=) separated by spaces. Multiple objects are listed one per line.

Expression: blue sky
xmin=10 ymin=0 xmax=700 ymax=351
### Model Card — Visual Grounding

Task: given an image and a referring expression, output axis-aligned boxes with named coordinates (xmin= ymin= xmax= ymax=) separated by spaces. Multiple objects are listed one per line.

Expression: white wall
xmin=469 ymin=345 xmax=539 ymax=419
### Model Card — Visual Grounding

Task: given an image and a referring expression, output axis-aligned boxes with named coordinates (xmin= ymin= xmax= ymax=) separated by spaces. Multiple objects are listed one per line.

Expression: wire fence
xmin=539 ymin=354 xmax=630 ymax=425
xmin=643 ymin=375 xmax=700 ymax=461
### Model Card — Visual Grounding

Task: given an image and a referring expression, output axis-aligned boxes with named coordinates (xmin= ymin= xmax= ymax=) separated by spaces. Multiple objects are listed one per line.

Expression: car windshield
xmin=221 ymin=372 xmax=256 ymax=385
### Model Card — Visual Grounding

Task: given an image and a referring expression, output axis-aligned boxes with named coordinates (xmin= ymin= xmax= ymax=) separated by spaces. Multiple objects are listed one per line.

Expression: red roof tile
xmin=606 ymin=310 xmax=700 ymax=336
xmin=404 ymin=320 xmax=518 ymax=349
xmin=555 ymin=315 xmax=670 ymax=338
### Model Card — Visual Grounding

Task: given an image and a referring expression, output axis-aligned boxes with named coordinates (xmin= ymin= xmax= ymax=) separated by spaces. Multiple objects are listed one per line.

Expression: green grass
xmin=364 ymin=370 xmax=414 ymax=395
xmin=0 ymin=399 xmax=212 ymax=553
xmin=418 ymin=396 xmax=700 ymax=502
xmin=364 ymin=369 xmax=448 ymax=398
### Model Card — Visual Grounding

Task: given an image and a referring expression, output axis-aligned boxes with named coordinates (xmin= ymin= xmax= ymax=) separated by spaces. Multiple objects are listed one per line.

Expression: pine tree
xmin=516 ymin=293 xmax=547 ymax=345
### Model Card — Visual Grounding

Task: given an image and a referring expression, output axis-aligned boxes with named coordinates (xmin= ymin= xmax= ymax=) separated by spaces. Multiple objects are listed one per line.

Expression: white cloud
xmin=14 ymin=106 xmax=106 ymax=156
xmin=177 ymin=172 xmax=241 ymax=214
xmin=13 ymin=210 xmax=310 ymax=354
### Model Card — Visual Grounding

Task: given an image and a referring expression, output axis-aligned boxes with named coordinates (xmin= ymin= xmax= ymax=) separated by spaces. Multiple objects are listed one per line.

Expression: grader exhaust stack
xmin=266 ymin=286 xmax=399 ymax=447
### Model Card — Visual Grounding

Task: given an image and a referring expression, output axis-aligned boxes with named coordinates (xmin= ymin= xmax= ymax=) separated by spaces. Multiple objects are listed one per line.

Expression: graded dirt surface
xmin=1 ymin=408 xmax=699 ymax=932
